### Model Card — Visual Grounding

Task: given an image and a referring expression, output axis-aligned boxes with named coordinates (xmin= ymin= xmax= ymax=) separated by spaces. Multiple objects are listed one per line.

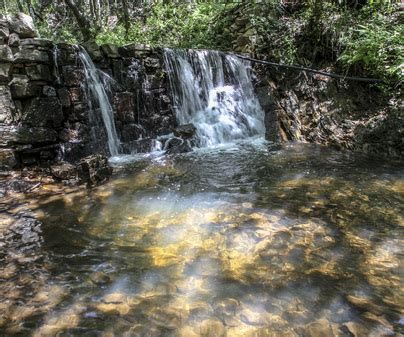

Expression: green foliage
xmin=96 ymin=2 xmax=235 ymax=49
xmin=37 ymin=20 xmax=79 ymax=44
xmin=337 ymin=5 xmax=403 ymax=87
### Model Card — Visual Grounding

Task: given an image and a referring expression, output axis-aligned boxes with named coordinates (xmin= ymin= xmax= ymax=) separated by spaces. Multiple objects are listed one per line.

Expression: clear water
xmin=164 ymin=49 xmax=265 ymax=147
xmin=1 ymin=142 xmax=403 ymax=336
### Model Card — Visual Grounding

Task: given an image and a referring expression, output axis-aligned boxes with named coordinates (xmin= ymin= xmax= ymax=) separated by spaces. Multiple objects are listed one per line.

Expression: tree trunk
xmin=121 ymin=0 xmax=130 ymax=37
xmin=64 ymin=0 xmax=92 ymax=41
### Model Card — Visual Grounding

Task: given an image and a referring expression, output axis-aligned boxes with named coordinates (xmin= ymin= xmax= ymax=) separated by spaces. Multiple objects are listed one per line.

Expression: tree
xmin=64 ymin=0 xmax=92 ymax=41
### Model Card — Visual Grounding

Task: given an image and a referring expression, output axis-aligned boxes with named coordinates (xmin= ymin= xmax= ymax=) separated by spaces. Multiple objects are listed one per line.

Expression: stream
xmin=1 ymin=141 xmax=403 ymax=336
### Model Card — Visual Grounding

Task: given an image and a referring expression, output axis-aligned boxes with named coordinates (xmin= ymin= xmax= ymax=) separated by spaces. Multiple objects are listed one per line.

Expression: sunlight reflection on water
xmin=0 ymin=143 xmax=403 ymax=336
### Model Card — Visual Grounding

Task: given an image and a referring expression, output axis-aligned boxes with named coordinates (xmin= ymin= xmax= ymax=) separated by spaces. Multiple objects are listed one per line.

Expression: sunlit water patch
xmin=0 ymin=143 xmax=403 ymax=336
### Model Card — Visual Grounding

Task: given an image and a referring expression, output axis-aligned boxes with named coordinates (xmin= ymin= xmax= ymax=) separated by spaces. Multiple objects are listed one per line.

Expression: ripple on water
xmin=0 ymin=142 xmax=403 ymax=335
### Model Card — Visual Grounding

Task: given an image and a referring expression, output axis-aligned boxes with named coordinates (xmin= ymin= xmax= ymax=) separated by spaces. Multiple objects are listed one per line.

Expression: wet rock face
xmin=255 ymin=68 xmax=403 ymax=158
xmin=22 ymin=97 xmax=63 ymax=127
xmin=173 ymin=123 xmax=196 ymax=139
xmin=0 ymin=15 xmax=175 ymax=175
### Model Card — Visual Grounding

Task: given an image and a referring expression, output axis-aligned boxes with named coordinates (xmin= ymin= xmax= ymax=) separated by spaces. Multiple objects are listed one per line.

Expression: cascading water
xmin=78 ymin=47 xmax=120 ymax=156
xmin=164 ymin=49 xmax=265 ymax=147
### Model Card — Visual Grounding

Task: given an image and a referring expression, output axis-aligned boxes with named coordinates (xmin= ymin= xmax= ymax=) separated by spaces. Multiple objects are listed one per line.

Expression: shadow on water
xmin=0 ymin=142 xmax=403 ymax=336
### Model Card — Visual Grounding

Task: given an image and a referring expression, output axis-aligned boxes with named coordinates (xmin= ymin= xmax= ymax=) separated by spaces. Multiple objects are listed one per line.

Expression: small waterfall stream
xmin=78 ymin=48 xmax=120 ymax=156
xmin=164 ymin=49 xmax=265 ymax=147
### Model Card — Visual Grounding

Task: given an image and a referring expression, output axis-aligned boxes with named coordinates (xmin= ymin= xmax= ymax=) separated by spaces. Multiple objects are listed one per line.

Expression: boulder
xmin=8 ymin=13 xmax=37 ymax=38
xmin=51 ymin=163 xmax=77 ymax=180
xmin=22 ymin=97 xmax=63 ymax=127
xmin=164 ymin=137 xmax=192 ymax=154
xmin=0 ymin=86 xmax=15 ymax=124
xmin=0 ymin=45 xmax=13 ymax=62
xmin=173 ymin=123 xmax=196 ymax=139
xmin=26 ymin=64 xmax=52 ymax=81
xmin=14 ymin=47 xmax=49 ymax=63
xmin=0 ymin=125 xmax=58 ymax=146
xmin=77 ymin=154 xmax=112 ymax=186
xmin=101 ymin=44 xmax=120 ymax=58
xmin=9 ymin=75 xmax=42 ymax=98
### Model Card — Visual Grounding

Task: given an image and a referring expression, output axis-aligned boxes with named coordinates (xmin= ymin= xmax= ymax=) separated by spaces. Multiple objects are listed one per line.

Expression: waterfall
xmin=77 ymin=47 xmax=120 ymax=156
xmin=164 ymin=49 xmax=265 ymax=147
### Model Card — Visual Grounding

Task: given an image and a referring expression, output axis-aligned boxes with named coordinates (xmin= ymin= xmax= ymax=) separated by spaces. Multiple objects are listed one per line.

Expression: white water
xmin=164 ymin=49 xmax=265 ymax=147
xmin=78 ymin=48 xmax=120 ymax=156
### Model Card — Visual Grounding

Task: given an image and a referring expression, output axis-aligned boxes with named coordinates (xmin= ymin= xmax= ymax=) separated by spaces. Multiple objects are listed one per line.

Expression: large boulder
xmin=22 ymin=97 xmax=63 ymax=127
xmin=77 ymin=154 xmax=112 ymax=186
xmin=8 ymin=13 xmax=37 ymax=38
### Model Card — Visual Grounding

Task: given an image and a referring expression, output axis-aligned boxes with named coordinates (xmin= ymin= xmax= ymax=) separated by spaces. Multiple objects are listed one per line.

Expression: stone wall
xmin=0 ymin=13 xmax=175 ymax=171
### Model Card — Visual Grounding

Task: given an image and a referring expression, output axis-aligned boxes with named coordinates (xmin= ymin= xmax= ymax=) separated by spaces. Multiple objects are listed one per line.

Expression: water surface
xmin=1 ymin=142 xmax=403 ymax=336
